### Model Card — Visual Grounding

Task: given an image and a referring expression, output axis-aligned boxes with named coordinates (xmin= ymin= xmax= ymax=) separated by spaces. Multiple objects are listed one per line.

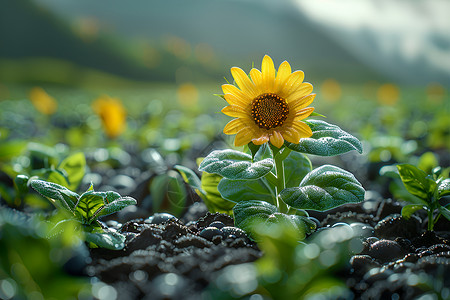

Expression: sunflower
xmin=222 ymin=55 xmax=315 ymax=148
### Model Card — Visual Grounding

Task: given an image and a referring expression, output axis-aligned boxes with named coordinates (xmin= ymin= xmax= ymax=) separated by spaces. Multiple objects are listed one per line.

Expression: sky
xmin=294 ymin=0 xmax=450 ymax=84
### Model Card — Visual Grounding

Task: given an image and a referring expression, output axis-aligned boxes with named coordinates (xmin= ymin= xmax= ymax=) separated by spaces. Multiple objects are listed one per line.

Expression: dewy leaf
xmin=30 ymin=180 xmax=79 ymax=212
xmin=201 ymin=171 xmax=235 ymax=214
xmin=285 ymin=120 xmax=363 ymax=156
xmin=58 ymin=152 xmax=86 ymax=191
xmin=199 ymin=149 xmax=274 ymax=180
xmin=95 ymin=196 xmax=137 ymax=219
xmin=439 ymin=206 xmax=450 ymax=221
xmin=218 ymin=178 xmax=276 ymax=205
xmin=75 ymin=191 xmax=107 ymax=223
xmin=438 ymin=178 xmax=450 ymax=197
xmin=280 ymin=165 xmax=365 ymax=211
xmin=233 ymin=200 xmax=278 ymax=233
xmin=264 ymin=213 xmax=310 ymax=240
xmin=401 ymin=204 xmax=425 ymax=219
xmin=284 ymin=151 xmax=312 ymax=188
xmin=85 ymin=229 xmax=126 ymax=250
xmin=397 ymin=164 xmax=436 ymax=201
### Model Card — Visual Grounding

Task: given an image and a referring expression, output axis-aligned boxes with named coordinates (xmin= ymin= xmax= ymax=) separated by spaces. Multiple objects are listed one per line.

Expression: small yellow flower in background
xmin=29 ymin=87 xmax=58 ymax=115
xmin=426 ymin=83 xmax=446 ymax=104
xmin=377 ymin=83 xmax=400 ymax=105
xmin=222 ymin=55 xmax=315 ymax=148
xmin=92 ymin=95 xmax=127 ymax=139
xmin=320 ymin=78 xmax=342 ymax=102
xmin=177 ymin=83 xmax=199 ymax=107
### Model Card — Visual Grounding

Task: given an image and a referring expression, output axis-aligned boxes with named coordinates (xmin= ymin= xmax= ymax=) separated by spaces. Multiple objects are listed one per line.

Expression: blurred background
xmin=0 ymin=0 xmax=449 ymax=170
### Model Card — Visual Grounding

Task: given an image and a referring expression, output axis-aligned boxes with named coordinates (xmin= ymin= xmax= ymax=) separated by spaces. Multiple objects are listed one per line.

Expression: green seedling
xmin=396 ymin=164 xmax=450 ymax=231
xmin=0 ymin=142 xmax=86 ymax=208
xmin=30 ymin=179 xmax=137 ymax=250
xmin=198 ymin=120 xmax=365 ymax=240
xmin=178 ymin=119 xmax=366 ymax=240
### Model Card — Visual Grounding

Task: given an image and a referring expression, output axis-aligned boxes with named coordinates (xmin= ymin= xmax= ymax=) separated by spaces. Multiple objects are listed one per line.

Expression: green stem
xmin=274 ymin=150 xmax=289 ymax=214
xmin=428 ymin=208 xmax=434 ymax=231
xmin=265 ymin=171 xmax=278 ymax=187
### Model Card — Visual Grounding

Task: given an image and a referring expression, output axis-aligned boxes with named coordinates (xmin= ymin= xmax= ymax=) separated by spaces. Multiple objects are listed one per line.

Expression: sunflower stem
xmin=274 ymin=148 xmax=289 ymax=214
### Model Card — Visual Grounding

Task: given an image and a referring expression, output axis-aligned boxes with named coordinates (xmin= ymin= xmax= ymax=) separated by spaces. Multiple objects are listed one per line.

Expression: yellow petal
xmin=221 ymin=105 xmax=249 ymax=118
xmin=292 ymin=121 xmax=313 ymax=138
xmin=224 ymin=93 xmax=248 ymax=108
xmin=250 ymin=68 xmax=263 ymax=94
xmin=294 ymin=107 xmax=314 ymax=120
xmin=252 ymin=135 xmax=269 ymax=145
xmin=262 ymin=55 xmax=275 ymax=92
xmin=269 ymin=131 xmax=284 ymax=148
xmin=289 ymin=94 xmax=316 ymax=111
xmin=274 ymin=61 xmax=292 ymax=93
xmin=281 ymin=128 xmax=301 ymax=144
xmin=223 ymin=118 xmax=246 ymax=134
xmin=235 ymin=129 xmax=254 ymax=146
xmin=286 ymin=82 xmax=313 ymax=102
xmin=231 ymin=67 xmax=258 ymax=98
xmin=222 ymin=84 xmax=252 ymax=102
xmin=280 ymin=70 xmax=305 ymax=98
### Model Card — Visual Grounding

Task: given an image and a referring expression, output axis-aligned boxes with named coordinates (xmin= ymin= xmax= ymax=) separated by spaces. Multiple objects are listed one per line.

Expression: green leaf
xmin=218 ymin=178 xmax=276 ymax=205
xmin=439 ymin=206 xmax=450 ymax=221
xmin=58 ymin=152 xmax=86 ymax=191
xmin=247 ymin=142 xmax=262 ymax=161
xmin=401 ymin=204 xmax=425 ymax=219
xmin=438 ymin=178 xmax=450 ymax=197
xmin=418 ymin=152 xmax=439 ymax=175
xmin=174 ymin=165 xmax=205 ymax=198
xmin=0 ymin=140 xmax=26 ymax=161
xmin=75 ymin=191 xmax=106 ymax=223
xmin=85 ymin=229 xmax=126 ymax=250
xmin=397 ymin=164 xmax=436 ymax=202
xmin=30 ymin=180 xmax=79 ymax=212
xmin=280 ymin=165 xmax=365 ymax=211
xmin=45 ymin=169 xmax=70 ymax=188
xmin=233 ymin=200 xmax=278 ymax=233
xmin=200 ymin=171 xmax=235 ymax=214
xmin=199 ymin=149 xmax=274 ymax=180
xmin=150 ymin=171 xmax=187 ymax=216
xmin=95 ymin=196 xmax=137 ymax=219
xmin=285 ymin=120 xmax=363 ymax=156
xmin=233 ymin=201 xmax=313 ymax=240
xmin=284 ymin=152 xmax=312 ymax=188
xmin=264 ymin=213 xmax=314 ymax=240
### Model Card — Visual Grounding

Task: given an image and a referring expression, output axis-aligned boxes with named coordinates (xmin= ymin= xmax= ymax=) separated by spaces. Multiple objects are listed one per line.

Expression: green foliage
xmin=0 ymin=142 xmax=86 ymax=208
xmin=149 ymin=169 xmax=188 ymax=217
xmin=396 ymin=163 xmax=450 ymax=231
xmin=0 ymin=207 xmax=91 ymax=299
xmin=280 ymin=165 xmax=365 ymax=211
xmin=198 ymin=149 xmax=274 ymax=180
xmin=20 ymin=143 xmax=86 ymax=191
xmin=194 ymin=120 xmax=365 ymax=240
xmin=285 ymin=120 xmax=363 ymax=156
xmin=175 ymin=163 xmax=234 ymax=214
xmin=233 ymin=200 xmax=315 ymax=241
xmin=30 ymin=179 xmax=137 ymax=250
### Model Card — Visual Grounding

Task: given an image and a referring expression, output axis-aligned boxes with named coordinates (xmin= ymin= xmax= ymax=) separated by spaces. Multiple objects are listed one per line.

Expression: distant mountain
xmin=0 ymin=0 xmax=221 ymax=84
xmin=1 ymin=0 xmax=385 ymax=85
xmin=32 ymin=0 xmax=384 ymax=82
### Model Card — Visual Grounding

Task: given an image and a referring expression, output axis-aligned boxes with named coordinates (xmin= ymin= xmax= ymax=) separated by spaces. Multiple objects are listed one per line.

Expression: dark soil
xmin=78 ymin=196 xmax=450 ymax=300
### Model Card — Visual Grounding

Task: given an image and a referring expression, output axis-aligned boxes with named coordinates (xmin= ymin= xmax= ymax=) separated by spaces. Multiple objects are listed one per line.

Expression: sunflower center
xmin=251 ymin=93 xmax=289 ymax=130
